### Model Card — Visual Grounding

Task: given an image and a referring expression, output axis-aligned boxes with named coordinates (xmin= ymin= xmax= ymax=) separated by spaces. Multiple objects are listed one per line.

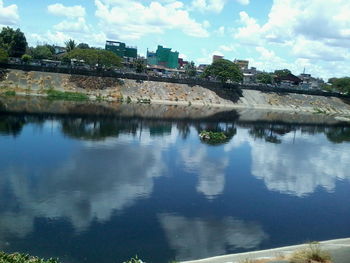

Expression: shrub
xmin=290 ymin=242 xmax=331 ymax=263
xmin=0 ymin=252 xmax=59 ymax=263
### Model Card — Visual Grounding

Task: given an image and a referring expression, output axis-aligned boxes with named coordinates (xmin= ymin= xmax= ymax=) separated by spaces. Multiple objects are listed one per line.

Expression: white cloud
xmin=191 ymin=0 xmax=227 ymax=13
xmin=47 ymin=3 xmax=86 ymax=18
xmin=234 ymin=11 xmax=262 ymax=45
xmin=0 ymin=0 xmax=19 ymax=25
xmin=233 ymin=0 xmax=350 ymax=77
xmin=95 ymin=0 xmax=209 ymax=40
xmin=54 ymin=17 xmax=90 ymax=33
xmin=219 ymin=44 xmax=236 ymax=52
xmin=196 ymin=48 xmax=224 ymax=64
xmin=215 ymin=26 xmax=225 ymax=36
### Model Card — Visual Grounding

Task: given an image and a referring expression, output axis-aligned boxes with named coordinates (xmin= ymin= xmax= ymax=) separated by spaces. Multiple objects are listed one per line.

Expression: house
xmin=275 ymin=73 xmax=302 ymax=86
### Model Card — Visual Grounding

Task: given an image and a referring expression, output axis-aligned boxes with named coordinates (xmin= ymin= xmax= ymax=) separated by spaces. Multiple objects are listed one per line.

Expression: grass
xmin=289 ymin=242 xmax=331 ymax=263
xmin=0 ymin=251 xmax=59 ymax=263
xmin=46 ymin=89 xmax=89 ymax=101
xmin=123 ymin=256 xmax=143 ymax=263
xmin=2 ymin=90 xmax=16 ymax=96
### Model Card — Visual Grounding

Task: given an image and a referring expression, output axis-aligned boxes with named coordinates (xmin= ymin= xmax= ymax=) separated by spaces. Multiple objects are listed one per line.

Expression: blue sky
xmin=1 ymin=0 xmax=350 ymax=79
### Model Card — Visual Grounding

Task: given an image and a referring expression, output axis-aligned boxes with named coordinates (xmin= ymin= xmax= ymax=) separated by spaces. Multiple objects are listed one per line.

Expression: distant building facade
xmin=298 ymin=73 xmax=324 ymax=89
xmin=234 ymin=59 xmax=249 ymax=70
xmin=212 ymin=55 xmax=224 ymax=63
xmin=105 ymin=40 xmax=137 ymax=62
xmin=178 ymin=58 xmax=188 ymax=68
xmin=147 ymin=45 xmax=179 ymax=69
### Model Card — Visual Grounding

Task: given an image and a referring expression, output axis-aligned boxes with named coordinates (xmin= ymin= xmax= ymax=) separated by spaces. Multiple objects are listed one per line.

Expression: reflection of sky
xmin=0 ymin=118 xmax=350 ymax=263
xmin=224 ymin=128 xmax=350 ymax=197
xmin=0 ymin=123 xmax=179 ymax=243
xmin=159 ymin=214 xmax=267 ymax=261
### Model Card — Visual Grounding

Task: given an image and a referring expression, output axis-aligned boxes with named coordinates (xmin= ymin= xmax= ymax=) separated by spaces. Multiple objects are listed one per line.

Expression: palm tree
xmin=65 ymin=39 xmax=76 ymax=53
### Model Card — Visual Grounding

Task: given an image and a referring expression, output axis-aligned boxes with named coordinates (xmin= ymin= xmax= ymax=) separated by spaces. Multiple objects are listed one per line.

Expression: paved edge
xmin=181 ymin=238 xmax=350 ymax=263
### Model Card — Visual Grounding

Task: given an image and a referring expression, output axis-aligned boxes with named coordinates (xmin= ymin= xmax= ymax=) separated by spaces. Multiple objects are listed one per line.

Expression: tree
xmin=65 ymin=48 xmax=122 ymax=68
xmin=274 ymin=69 xmax=291 ymax=78
xmin=133 ymin=58 xmax=146 ymax=73
xmin=21 ymin=54 xmax=32 ymax=64
xmin=30 ymin=45 xmax=53 ymax=59
xmin=65 ymin=39 xmax=76 ymax=52
xmin=202 ymin=59 xmax=243 ymax=83
xmin=329 ymin=77 xmax=350 ymax=94
xmin=77 ymin=43 xmax=90 ymax=49
xmin=256 ymin=72 xmax=273 ymax=84
xmin=0 ymin=27 xmax=27 ymax=57
xmin=184 ymin=61 xmax=196 ymax=77
xmin=0 ymin=48 xmax=8 ymax=62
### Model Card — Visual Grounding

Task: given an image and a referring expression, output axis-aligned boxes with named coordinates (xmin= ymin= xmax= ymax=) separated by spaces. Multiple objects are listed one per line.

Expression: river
xmin=0 ymin=105 xmax=350 ymax=263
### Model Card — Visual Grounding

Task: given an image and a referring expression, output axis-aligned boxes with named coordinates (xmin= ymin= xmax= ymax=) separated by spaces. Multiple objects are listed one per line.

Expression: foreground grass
xmin=290 ymin=243 xmax=332 ymax=263
xmin=46 ymin=89 xmax=89 ymax=101
xmin=0 ymin=252 xmax=58 ymax=263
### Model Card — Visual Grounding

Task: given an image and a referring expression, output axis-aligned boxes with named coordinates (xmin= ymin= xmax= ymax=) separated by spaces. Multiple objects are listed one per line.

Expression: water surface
xmin=0 ymin=112 xmax=350 ymax=263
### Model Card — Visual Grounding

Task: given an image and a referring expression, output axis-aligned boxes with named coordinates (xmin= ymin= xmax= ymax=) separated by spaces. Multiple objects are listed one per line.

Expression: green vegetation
xmin=21 ymin=54 xmax=32 ymax=63
xmin=77 ymin=43 xmax=90 ymax=49
xmin=199 ymin=131 xmax=229 ymax=144
xmin=46 ymin=89 xmax=89 ymax=101
xmin=184 ymin=61 xmax=196 ymax=77
xmin=274 ymin=69 xmax=291 ymax=77
xmin=133 ymin=58 xmax=146 ymax=73
xmin=3 ymin=90 xmax=16 ymax=96
xmin=65 ymin=48 xmax=122 ymax=69
xmin=0 ymin=48 xmax=8 ymax=63
xmin=136 ymin=98 xmax=151 ymax=104
xmin=65 ymin=39 xmax=76 ymax=53
xmin=123 ymin=256 xmax=143 ymax=263
xmin=202 ymin=59 xmax=243 ymax=83
xmin=327 ymin=77 xmax=350 ymax=94
xmin=0 ymin=27 xmax=27 ymax=58
xmin=256 ymin=72 xmax=273 ymax=84
xmin=290 ymin=243 xmax=331 ymax=263
xmin=0 ymin=251 xmax=58 ymax=263
xmin=30 ymin=45 xmax=53 ymax=60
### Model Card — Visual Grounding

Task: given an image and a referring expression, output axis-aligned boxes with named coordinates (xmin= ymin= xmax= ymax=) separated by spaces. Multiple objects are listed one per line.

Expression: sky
xmin=1 ymin=0 xmax=350 ymax=80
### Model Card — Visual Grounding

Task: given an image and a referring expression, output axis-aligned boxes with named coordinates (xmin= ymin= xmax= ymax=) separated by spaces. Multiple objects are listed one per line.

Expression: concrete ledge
xmin=181 ymin=238 xmax=350 ymax=263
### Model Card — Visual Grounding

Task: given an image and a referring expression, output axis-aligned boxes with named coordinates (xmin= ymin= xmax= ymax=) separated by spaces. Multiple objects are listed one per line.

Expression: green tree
xmin=31 ymin=45 xmax=53 ymax=59
xmin=184 ymin=61 xmax=196 ymax=77
xmin=202 ymin=59 xmax=243 ymax=83
xmin=77 ymin=43 xmax=90 ymax=49
xmin=330 ymin=77 xmax=350 ymax=94
xmin=21 ymin=54 xmax=32 ymax=63
xmin=0 ymin=48 xmax=8 ymax=62
xmin=0 ymin=27 xmax=27 ymax=57
xmin=256 ymin=72 xmax=273 ymax=84
xmin=65 ymin=48 xmax=122 ymax=68
xmin=133 ymin=58 xmax=146 ymax=73
xmin=65 ymin=39 xmax=76 ymax=52
xmin=274 ymin=69 xmax=291 ymax=77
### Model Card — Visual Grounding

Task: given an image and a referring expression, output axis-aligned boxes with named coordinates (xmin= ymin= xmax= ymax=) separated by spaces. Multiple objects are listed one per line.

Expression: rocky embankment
xmin=1 ymin=69 xmax=350 ymax=121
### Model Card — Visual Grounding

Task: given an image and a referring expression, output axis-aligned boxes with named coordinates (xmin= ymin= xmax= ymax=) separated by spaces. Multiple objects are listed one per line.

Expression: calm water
xmin=0 ymin=113 xmax=350 ymax=263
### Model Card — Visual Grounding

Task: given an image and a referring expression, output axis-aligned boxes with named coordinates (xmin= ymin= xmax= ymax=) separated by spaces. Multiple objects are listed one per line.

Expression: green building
xmin=105 ymin=40 xmax=137 ymax=61
xmin=147 ymin=45 xmax=179 ymax=69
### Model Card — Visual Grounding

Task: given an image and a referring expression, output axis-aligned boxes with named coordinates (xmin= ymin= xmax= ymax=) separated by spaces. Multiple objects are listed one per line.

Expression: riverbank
xmin=1 ymin=69 xmax=350 ymax=121
xmin=1 ymin=96 xmax=350 ymax=126
xmin=181 ymin=238 xmax=350 ymax=263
